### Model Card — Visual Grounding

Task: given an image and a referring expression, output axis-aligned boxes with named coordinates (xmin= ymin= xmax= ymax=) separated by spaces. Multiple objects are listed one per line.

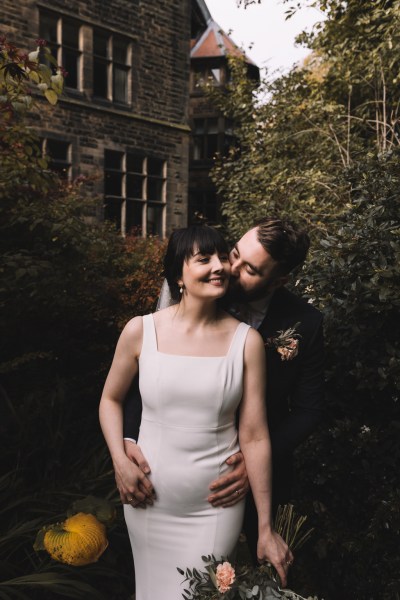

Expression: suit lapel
xmin=257 ymin=287 xmax=287 ymax=342
xmin=257 ymin=288 xmax=301 ymax=406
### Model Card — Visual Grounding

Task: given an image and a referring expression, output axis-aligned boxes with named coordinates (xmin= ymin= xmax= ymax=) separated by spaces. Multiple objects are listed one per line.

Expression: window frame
xmin=191 ymin=116 xmax=221 ymax=162
xmin=39 ymin=10 xmax=82 ymax=91
xmin=104 ymin=150 xmax=167 ymax=237
xmin=191 ymin=116 xmax=237 ymax=163
xmin=93 ymin=29 xmax=132 ymax=105
xmin=191 ymin=64 xmax=225 ymax=93
xmin=39 ymin=9 xmax=133 ymax=103
xmin=41 ymin=138 xmax=72 ymax=179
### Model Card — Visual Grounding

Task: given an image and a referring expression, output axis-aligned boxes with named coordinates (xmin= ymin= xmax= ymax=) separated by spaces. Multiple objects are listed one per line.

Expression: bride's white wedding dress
xmin=124 ymin=313 xmax=250 ymax=600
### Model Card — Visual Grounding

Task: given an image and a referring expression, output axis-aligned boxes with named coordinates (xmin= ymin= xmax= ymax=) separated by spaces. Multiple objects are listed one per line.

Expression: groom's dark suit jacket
xmin=259 ymin=287 xmax=325 ymax=487
xmin=122 ymin=286 xmax=325 ymax=556
xmin=241 ymin=286 xmax=325 ymax=559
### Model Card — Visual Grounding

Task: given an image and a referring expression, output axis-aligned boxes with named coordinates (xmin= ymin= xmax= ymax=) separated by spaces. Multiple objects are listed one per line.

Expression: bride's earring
xmin=179 ymin=283 xmax=184 ymax=294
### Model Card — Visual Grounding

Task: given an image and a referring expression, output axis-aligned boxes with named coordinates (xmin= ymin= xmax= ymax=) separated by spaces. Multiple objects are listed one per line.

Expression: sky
xmin=204 ymin=0 xmax=324 ymax=75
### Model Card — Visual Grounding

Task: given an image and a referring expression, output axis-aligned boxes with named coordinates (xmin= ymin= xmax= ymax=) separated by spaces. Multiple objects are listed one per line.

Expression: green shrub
xmin=301 ymin=150 xmax=400 ymax=410
xmin=291 ymin=150 xmax=400 ymax=599
xmin=0 ymin=82 xmax=164 ymax=598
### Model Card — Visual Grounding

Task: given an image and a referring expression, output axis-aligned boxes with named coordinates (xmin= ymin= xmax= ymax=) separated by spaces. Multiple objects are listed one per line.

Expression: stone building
xmin=1 ymin=0 xmax=258 ymax=235
xmin=1 ymin=0 xmax=192 ymax=236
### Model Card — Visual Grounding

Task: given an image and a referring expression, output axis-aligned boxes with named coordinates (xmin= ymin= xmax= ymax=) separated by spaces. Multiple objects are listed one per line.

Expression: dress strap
xmin=227 ymin=322 xmax=251 ymax=359
xmin=141 ymin=313 xmax=158 ymax=353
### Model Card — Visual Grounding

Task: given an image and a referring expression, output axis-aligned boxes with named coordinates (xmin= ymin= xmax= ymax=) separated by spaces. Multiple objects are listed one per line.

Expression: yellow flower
xmin=43 ymin=512 xmax=108 ymax=566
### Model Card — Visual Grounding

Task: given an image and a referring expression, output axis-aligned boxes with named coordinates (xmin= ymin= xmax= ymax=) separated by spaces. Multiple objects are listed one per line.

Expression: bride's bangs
xmin=186 ymin=226 xmax=229 ymax=260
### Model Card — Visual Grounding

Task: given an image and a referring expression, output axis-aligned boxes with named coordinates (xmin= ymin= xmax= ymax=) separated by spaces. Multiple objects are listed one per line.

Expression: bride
xmin=99 ymin=225 xmax=292 ymax=600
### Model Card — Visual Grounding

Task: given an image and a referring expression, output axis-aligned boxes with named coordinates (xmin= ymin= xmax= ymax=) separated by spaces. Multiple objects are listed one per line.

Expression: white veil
xmin=156 ymin=278 xmax=178 ymax=311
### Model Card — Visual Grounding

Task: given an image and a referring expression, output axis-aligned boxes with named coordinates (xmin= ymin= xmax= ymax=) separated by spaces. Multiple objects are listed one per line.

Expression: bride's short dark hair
xmin=164 ymin=225 xmax=229 ymax=301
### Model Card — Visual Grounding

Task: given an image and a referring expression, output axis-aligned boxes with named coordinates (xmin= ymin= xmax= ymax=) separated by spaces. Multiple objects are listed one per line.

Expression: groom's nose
xmin=230 ymin=259 xmax=241 ymax=277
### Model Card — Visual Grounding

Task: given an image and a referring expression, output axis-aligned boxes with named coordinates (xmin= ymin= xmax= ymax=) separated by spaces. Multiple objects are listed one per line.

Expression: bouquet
xmin=178 ymin=505 xmax=319 ymax=600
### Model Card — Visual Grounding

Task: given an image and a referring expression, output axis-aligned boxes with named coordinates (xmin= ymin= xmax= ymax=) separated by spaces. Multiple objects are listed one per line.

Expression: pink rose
xmin=277 ymin=338 xmax=299 ymax=361
xmin=216 ymin=561 xmax=235 ymax=593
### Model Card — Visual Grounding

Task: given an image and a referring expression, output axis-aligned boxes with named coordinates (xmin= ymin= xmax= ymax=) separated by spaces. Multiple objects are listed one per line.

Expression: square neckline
xmin=149 ymin=313 xmax=247 ymax=359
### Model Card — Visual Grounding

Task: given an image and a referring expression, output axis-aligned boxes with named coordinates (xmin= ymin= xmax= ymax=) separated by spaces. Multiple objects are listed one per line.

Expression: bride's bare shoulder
xmin=115 ymin=316 xmax=144 ymax=357
xmin=123 ymin=315 xmax=143 ymax=334
xmin=153 ymin=305 xmax=177 ymax=325
xmin=219 ymin=309 xmax=240 ymax=328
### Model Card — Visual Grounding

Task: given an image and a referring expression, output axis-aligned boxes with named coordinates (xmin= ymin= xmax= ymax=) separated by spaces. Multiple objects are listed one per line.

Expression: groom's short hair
xmin=253 ymin=217 xmax=310 ymax=275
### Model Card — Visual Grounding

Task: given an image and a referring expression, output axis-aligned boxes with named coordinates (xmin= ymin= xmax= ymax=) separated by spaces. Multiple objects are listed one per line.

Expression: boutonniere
xmin=266 ymin=322 xmax=301 ymax=361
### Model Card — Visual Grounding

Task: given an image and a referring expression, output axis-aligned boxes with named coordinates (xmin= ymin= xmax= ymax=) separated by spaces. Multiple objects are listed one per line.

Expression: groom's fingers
xmin=208 ymin=470 xmax=249 ymax=507
xmin=138 ymin=480 xmax=157 ymax=504
xmin=209 ymin=452 xmax=247 ymax=491
xmin=122 ymin=470 xmax=157 ymax=508
xmin=225 ymin=451 xmax=244 ymax=467
xmin=208 ymin=453 xmax=249 ymax=506
xmin=135 ymin=472 xmax=156 ymax=502
xmin=208 ymin=484 xmax=248 ymax=507
xmin=124 ymin=440 xmax=151 ymax=474
xmin=211 ymin=489 xmax=247 ymax=508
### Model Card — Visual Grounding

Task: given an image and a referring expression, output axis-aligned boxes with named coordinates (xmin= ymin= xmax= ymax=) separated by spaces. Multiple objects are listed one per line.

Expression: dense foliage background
xmin=0 ymin=124 xmax=165 ymax=599
xmin=1 ymin=2 xmax=400 ymax=598
xmin=210 ymin=1 xmax=400 ymax=598
xmin=0 ymin=40 xmax=165 ymax=598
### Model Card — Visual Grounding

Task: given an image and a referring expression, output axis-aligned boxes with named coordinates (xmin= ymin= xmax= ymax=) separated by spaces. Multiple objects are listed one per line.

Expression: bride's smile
xmin=205 ymin=276 xmax=225 ymax=286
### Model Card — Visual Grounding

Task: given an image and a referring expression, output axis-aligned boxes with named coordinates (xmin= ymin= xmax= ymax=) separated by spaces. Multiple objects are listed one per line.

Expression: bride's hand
xmin=257 ymin=529 xmax=293 ymax=588
xmin=114 ymin=454 xmax=155 ymax=508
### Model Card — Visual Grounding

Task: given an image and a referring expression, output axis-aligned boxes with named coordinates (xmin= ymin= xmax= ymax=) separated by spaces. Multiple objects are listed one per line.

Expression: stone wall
xmin=1 ymin=0 xmax=191 ymax=234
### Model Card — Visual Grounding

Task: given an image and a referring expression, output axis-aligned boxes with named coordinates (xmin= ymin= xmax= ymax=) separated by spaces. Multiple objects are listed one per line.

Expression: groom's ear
xmin=271 ymin=275 xmax=288 ymax=291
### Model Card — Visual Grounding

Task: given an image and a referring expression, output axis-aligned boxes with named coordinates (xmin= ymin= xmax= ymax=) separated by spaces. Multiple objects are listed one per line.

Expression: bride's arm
xmin=99 ymin=317 xmax=155 ymax=506
xmin=239 ymin=328 xmax=293 ymax=587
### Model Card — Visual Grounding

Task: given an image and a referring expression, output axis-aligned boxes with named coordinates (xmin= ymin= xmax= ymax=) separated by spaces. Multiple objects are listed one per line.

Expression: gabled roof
xmin=192 ymin=0 xmax=212 ymax=25
xmin=191 ymin=20 xmax=257 ymax=66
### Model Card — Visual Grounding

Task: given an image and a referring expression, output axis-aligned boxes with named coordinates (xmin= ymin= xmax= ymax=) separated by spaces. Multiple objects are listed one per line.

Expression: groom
xmin=121 ymin=216 xmax=325 ymax=559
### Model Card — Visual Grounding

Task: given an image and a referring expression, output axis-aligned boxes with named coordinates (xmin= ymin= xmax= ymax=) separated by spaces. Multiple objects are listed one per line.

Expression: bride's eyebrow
xmin=192 ymin=250 xmax=209 ymax=258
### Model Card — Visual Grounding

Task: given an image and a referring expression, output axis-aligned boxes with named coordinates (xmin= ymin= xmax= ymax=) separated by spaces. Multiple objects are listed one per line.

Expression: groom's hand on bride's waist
xmin=207 ymin=451 xmax=249 ymax=508
xmin=124 ymin=439 xmax=151 ymax=475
